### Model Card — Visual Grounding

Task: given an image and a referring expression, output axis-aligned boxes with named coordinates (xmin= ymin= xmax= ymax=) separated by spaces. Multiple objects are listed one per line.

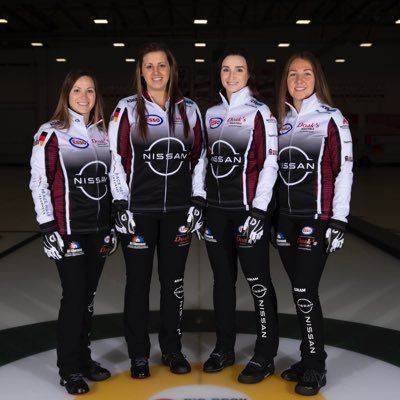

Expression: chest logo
xmin=209 ymin=117 xmax=223 ymax=129
xmin=210 ymin=140 xmax=242 ymax=179
xmin=69 ymin=137 xmax=89 ymax=148
xmin=73 ymin=161 xmax=108 ymax=200
xmin=279 ymin=123 xmax=292 ymax=135
xmin=145 ymin=114 xmax=163 ymax=126
xmin=143 ymin=137 xmax=188 ymax=176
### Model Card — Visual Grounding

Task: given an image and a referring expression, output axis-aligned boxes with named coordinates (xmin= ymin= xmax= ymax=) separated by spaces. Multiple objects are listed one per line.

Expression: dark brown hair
xmin=51 ymin=69 xmax=106 ymax=132
xmin=218 ymin=47 xmax=261 ymax=100
xmin=277 ymin=51 xmax=333 ymax=124
xmin=134 ymin=42 xmax=189 ymax=140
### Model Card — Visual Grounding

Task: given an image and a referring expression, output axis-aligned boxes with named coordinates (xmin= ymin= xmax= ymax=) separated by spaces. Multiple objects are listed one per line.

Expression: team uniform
xmin=203 ymin=86 xmax=279 ymax=360
xmin=276 ymin=93 xmax=353 ymax=369
xmin=29 ymin=109 xmax=112 ymax=378
xmin=108 ymin=92 xmax=206 ymax=358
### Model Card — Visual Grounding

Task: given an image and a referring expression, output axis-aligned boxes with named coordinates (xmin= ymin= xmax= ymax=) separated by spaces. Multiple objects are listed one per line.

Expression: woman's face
xmin=68 ymin=75 xmax=96 ymax=122
xmin=287 ymin=58 xmax=316 ymax=110
xmin=220 ymin=55 xmax=249 ymax=99
xmin=141 ymin=51 xmax=171 ymax=94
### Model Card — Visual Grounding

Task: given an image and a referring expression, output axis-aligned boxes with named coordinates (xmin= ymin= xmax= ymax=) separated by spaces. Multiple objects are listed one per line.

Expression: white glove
xmin=115 ymin=209 xmax=136 ymax=234
xmin=243 ymin=208 xmax=265 ymax=245
xmin=43 ymin=231 xmax=65 ymax=260
xmin=108 ymin=229 xmax=118 ymax=256
xmin=186 ymin=206 xmax=204 ymax=233
xmin=325 ymin=228 xmax=345 ymax=253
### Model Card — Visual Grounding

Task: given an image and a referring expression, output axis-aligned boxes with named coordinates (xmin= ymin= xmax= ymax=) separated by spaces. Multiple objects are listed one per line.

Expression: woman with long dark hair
xmin=30 ymin=70 xmax=115 ymax=395
xmin=108 ymin=42 xmax=206 ymax=378
xmin=275 ymin=51 xmax=353 ymax=396
xmin=202 ymin=49 xmax=279 ymax=384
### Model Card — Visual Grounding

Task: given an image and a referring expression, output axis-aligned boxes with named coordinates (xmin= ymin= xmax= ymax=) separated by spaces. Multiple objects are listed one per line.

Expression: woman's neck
xmin=148 ymin=89 xmax=168 ymax=110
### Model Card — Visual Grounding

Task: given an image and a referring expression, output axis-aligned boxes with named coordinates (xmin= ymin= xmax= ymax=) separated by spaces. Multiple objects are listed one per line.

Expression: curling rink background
xmin=0 ymin=166 xmax=399 ymax=399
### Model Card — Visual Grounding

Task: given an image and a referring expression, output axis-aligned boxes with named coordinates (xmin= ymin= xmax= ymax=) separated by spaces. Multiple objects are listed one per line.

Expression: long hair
xmin=277 ymin=51 xmax=333 ymax=124
xmin=134 ymin=42 xmax=189 ymax=140
xmin=217 ymin=47 xmax=261 ymax=100
xmin=51 ymin=69 xmax=106 ymax=132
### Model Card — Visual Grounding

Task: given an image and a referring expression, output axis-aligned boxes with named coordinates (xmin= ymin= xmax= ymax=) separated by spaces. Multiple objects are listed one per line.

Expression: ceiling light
xmin=359 ymin=43 xmax=372 ymax=47
xmin=194 ymin=43 xmax=206 ymax=47
xmin=56 ymin=58 xmax=67 ymax=62
xmin=194 ymin=19 xmax=208 ymax=24
xmin=195 ymin=58 xmax=205 ymax=63
xmin=266 ymin=59 xmax=276 ymax=63
xmin=395 ymin=19 xmax=400 ymax=24
xmin=296 ymin=19 xmax=311 ymax=24
xmin=113 ymin=42 xmax=125 ymax=47
xmin=31 ymin=42 xmax=44 ymax=47
xmin=278 ymin=43 xmax=290 ymax=47
xmin=94 ymin=19 xmax=108 ymax=24
xmin=0 ymin=18 xmax=8 ymax=23
xmin=125 ymin=58 xmax=135 ymax=62
xmin=335 ymin=59 xmax=346 ymax=63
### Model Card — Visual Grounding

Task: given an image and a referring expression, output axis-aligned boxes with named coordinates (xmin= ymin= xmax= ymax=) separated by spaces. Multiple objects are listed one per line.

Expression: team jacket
xmin=277 ymin=93 xmax=353 ymax=223
xmin=204 ymin=86 xmax=278 ymax=211
xmin=108 ymin=92 xmax=206 ymax=213
xmin=30 ymin=109 xmax=111 ymax=235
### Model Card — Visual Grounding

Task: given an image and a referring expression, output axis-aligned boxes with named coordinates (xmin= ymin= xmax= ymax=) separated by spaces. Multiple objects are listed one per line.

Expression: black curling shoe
xmin=203 ymin=349 xmax=235 ymax=372
xmin=161 ymin=352 xmax=191 ymax=374
xmin=60 ymin=373 xmax=89 ymax=395
xmin=295 ymin=368 xmax=327 ymax=396
xmin=281 ymin=360 xmax=304 ymax=382
xmin=238 ymin=357 xmax=274 ymax=384
xmin=131 ymin=357 xmax=150 ymax=379
xmin=83 ymin=360 xmax=111 ymax=381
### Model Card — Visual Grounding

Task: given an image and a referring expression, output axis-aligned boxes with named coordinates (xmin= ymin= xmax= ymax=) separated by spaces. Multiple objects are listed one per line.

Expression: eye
xmin=237 ymin=68 xmax=244 ymax=73
xmin=87 ymin=88 xmax=95 ymax=94
xmin=159 ymin=63 xmax=167 ymax=68
xmin=221 ymin=67 xmax=229 ymax=73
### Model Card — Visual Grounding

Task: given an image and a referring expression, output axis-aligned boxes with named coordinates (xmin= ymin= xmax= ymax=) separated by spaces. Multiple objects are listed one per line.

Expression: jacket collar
xmin=219 ymin=86 xmax=251 ymax=108
xmin=68 ymin=108 xmax=102 ymax=128
xmin=286 ymin=93 xmax=320 ymax=116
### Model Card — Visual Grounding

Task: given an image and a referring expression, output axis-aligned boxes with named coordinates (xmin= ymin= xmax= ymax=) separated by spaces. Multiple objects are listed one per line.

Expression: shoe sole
xmin=59 ymin=380 xmax=89 ymax=395
xmin=238 ymin=370 xmax=274 ymax=384
xmin=162 ymin=360 xmax=191 ymax=374
xmin=295 ymin=379 xmax=327 ymax=396
xmin=203 ymin=359 xmax=235 ymax=373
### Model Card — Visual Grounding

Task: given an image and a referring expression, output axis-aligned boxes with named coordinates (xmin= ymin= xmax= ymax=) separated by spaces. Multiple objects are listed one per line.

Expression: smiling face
xmin=220 ymin=55 xmax=250 ymax=101
xmin=287 ymin=58 xmax=316 ymax=111
xmin=141 ymin=51 xmax=171 ymax=96
xmin=68 ymin=75 xmax=96 ymax=124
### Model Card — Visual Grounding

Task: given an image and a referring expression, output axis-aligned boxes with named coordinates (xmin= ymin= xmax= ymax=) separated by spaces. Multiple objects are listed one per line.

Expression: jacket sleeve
xmin=252 ymin=107 xmax=279 ymax=212
xmin=29 ymin=127 xmax=58 ymax=232
xmin=328 ymin=112 xmax=353 ymax=224
xmin=108 ymin=100 xmax=132 ymax=203
xmin=190 ymin=104 xmax=207 ymax=200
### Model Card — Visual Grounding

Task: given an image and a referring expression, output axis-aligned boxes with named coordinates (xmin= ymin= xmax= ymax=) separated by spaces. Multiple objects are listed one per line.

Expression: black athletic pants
xmin=55 ymin=232 xmax=108 ymax=378
xmin=120 ymin=210 xmax=191 ymax=359
xmin=276 ymin=214 xmax=329 ymax=369
xmin=204 ymin=207 xmax=278 ymax=361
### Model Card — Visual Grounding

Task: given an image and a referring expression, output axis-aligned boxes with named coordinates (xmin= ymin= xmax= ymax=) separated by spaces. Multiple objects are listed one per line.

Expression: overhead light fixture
xmin=31 ymin=42 xmax=44 ymax=47
xmin=195 ymin=58 xmax=205 ymax=63
xmin=296 ymin=19 xmax=311 ymax=24
xmin=278 ymin=43 xmax=290 ymax=47
xmin=335 ymin=58 xmax=346 ymax=63
xmin=0 ymin=18 xmax=8 ymax=24
xmin=266 ymin=59 xmax=276 ymax=63
xmin=113 ymin=42 xmax=125 ymax=47
xmin=194 ymin=43 xmax=206 ymax=47
xmin=360 ymin=43 xmax=372 ymax=47
xmin=56 ymin=58 xmax=67 ymax=62
xmin=94 ymin=19 xmax=108 ymax=24
xmin=194 ymin=19 xmax=208 ymax=24
xmin=125 ymin=58 xmax=135 ymax=62
xmin=395 ymin=19 xmax=400 ymax=24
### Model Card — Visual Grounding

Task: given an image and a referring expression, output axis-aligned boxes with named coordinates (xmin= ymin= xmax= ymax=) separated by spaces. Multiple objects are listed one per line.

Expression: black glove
xmin=325 ymin=219 xmax=346 ymax=253
xmin=243 ymin=208 xmax=266 ymax=245
xmin=43 ymin=230 xmax=65 ymax=260
xmin=185 ymin=196 xmax=206 ymax=235
xmin=114 ymin=200 xmax=135 ymax=235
